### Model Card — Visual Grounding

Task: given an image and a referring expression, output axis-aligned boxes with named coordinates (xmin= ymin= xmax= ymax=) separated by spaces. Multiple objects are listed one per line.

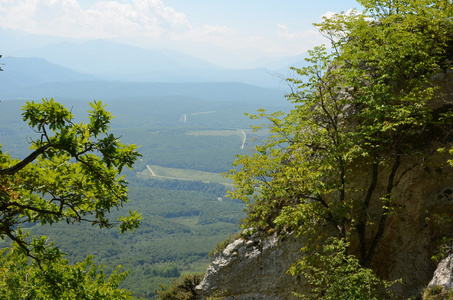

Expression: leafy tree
xmin=0 ymin=233 xmax=133 ymax=299
xmin=290 ymin=237 xmax=397 ymax=300
xmin=0 ymin=98 xmax=141 ymax=297
xmin=228 ymin=0 xmax=453 ymax=296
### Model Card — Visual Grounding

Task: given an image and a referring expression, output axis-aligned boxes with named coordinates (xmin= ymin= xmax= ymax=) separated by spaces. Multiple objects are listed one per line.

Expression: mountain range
xmin=4 ymin=39 xmax=307 ymax=86
xmin=0 ymin=27 xmax=308 ymax=102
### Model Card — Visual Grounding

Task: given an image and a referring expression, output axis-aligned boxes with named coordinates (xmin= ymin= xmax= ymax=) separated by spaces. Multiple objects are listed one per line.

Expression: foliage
xmin=0 ymin=98 xmax=141 ymax=253
xmin=0 ymin=232 xmax=132 ymax=299
xmin=290 ymin=237 xmax=398 ymax=299
xmin=157 ymin=273 xmax=202 ymax=300
xmin=0 ymin=98 xmax=142 ymax=297
xmin=0 ymin=184 xmax=243 ymax=299
xmin=227 ymin=0 xmax=453 ymax=296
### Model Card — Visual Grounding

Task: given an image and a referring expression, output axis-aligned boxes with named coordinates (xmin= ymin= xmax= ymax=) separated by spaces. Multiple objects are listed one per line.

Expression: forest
xmin=0 ymin=94 xmax=285 ymax=299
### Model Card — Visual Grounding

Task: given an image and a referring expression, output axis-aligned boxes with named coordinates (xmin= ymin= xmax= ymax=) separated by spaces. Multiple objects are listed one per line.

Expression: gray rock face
xmin=196 ymin=233 xmax=305 ymax=300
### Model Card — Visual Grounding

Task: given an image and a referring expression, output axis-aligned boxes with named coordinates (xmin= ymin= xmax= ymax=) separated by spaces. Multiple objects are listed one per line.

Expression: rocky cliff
xmin=196 ymin=232 xmax=305 ymax=299
xmin=196 ymin=71 xmax=453 ymax=299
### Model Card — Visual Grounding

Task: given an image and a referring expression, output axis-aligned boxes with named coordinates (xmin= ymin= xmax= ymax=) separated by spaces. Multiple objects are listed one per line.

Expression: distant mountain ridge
xmin=0 ymin=56 xmax=96 ymax=94
xmin=13 ymin=39 xmax=219 ymax=74
xmin=6 ymin=37 xmax=308 ymax=87
xmin=0 ymin=31 xmax=308 ymax=102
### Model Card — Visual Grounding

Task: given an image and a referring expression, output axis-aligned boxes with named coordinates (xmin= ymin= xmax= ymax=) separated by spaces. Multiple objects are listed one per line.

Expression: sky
xmin=0 ymin=0 xmax=362 ymax=67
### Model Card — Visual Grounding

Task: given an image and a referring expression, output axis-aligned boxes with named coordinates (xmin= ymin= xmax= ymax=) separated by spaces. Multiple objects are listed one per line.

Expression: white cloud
xmin=0 ymin=0 xmax=338 ymax=64
xmin=0 ymin=0 xmax=191 ymax=39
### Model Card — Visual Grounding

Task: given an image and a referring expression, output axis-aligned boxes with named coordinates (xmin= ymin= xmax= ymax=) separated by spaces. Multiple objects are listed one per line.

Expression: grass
xmin=186 ymin=129 xmax=244 ymax=137
xmin=173 ymin=216 xmax=200 ymax=227
xmin=423 ymin=286 xmax=453 ymax=299
xmin=137 ymin=165 xmax=232 ymax=185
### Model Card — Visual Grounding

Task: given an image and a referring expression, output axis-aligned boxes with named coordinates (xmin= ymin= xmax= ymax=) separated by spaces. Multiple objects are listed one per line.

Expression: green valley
xmin=0 ymin=94 xmax=286 ymax=299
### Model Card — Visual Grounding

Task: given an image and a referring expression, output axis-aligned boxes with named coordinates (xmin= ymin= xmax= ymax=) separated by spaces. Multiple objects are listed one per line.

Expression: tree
xmin=0 ymin=98 xmax=141 ymax=297
xmin=228 ymin=0 xmax=453 ymax=297
xmin=0 ymin=235 xmax=133 ymax=299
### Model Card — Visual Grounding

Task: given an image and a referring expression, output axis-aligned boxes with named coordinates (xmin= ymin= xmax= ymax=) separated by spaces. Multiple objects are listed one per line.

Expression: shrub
xmin=157 ymin=273 xmax=203 ymax=300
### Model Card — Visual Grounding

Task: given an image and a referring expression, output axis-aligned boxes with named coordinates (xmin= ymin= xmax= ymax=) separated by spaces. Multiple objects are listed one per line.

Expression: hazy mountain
xmin=0 ymin=56 xmax=96 ymax=94
xmin=0 ymin=27 xmax=75 ymax=55
xmin=8 ymin=36 xmax=306 ymax=87
xmin=12 ymin=39 xmax=218 ymax=75
xmin=0 ymin=25 xmax=313 ymax=91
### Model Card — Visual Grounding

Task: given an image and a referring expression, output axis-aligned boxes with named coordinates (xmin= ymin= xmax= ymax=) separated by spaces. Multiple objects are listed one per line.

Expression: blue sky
xmin=0 ymin=0 xmax=362 ymax=66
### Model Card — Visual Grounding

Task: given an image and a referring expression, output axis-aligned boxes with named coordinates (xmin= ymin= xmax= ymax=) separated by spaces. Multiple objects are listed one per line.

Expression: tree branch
xmin=365 ymin=154 xmax=401 ymax=265
xmin=0 ymin=143 xmax=55 ymax=175
xmin=356 ymin=160 xmax=379 ymax=266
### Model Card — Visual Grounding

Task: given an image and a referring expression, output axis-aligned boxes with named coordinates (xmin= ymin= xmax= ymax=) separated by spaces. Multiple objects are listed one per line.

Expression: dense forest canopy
xmin=228 ymin=0 xmax=453 ymax=298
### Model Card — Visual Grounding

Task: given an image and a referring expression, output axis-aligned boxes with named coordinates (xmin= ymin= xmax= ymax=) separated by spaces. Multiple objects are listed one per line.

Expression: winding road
xmin=240 ymin=129 xmax=246 ymax=149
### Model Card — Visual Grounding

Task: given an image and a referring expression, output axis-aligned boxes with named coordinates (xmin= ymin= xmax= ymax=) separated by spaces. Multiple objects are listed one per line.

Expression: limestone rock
xmin=196 ymin=232 xmax=305 ymax=300
xmin=428 ymin=253 xmax=453 ymax=290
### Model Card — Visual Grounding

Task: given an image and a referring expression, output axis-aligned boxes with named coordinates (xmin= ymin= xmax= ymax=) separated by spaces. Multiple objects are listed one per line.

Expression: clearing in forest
xmin=138 ymin=165 xmax=232 ymax=185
